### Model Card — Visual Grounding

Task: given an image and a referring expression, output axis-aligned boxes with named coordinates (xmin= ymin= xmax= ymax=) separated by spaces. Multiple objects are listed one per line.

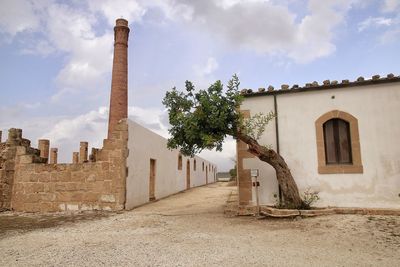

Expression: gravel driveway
xmin=0 ymin=182 xmax=399 ymax=266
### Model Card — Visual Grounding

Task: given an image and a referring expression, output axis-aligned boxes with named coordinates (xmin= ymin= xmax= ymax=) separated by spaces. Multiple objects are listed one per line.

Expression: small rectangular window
xmin=323 ymin=119 xmax=352 ymax=165
xmin=178 ymin=154 xmax=182 ymax=170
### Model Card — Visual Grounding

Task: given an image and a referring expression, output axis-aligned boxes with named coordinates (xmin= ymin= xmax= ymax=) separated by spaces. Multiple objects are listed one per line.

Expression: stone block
xmin=38 ymin=173 xmax=51 ymax=182
xmin=56 ymin=191 xmax=71 ymax=202
xmin=40 ymin=193 xmax=56 ymax=202
xmin=100 ymin=194 xmax=116 ymax=203
xmin=55 ymin=183 xmax=67 ymax=191
xmin=299 ymin=209 xmax=335 ymax=217
xmin=39 ymin=202 xmax=59 ymax=212
xmin=111 ymin=131 xmax=122 ymax=140
xmin=32 ymin=183 xmax=44 ymax=193
xmin=35 ymin=164 xmax=50 ymax=173
xmin=52 ymin=171 xmax=71 ymax=182
xmin=281 ymin=84 xmax=289 ymax=90
xmin=72 ymin=152 xmax=79 ymax=164
xmin=24 ymin=203 xmax=41 ymax=212
xmin=65 ymin=182 xmax=78 ymax=191
xmin=16 ymin=146 xmax=27 ymax=156
xmin=70 ymin=192 xmax=84 ymax=201
xmin=81 ymin=204 xmax=94 ymax=211
xmin=71 ymin=171 xmax=85 ymax=182
xmin=4 ymin=161 xmax=15 ymax=171
xmin=85 ymin=173 xmax=96 ymax=182
xmin=83 ymin=192 xmax=99 ymax=202
xmin=372 ymin=74 xmax=380 ymax=80
xmin=101 ymin=162 xmax=110 ymax=171
xmin=114 ymin=122 xmax=128 ymax=131
xmin=66 ymin=204 xmax=79 ymax=211
xmin=44 ymin=183 xmax=55 ymax=192
xmin=92 ymin=181 xmax=105 ymax=192
xmin=261 ymin=206 xmax=300 ymax=217
xmin=18 ymin=164 xmax=35 ymax=173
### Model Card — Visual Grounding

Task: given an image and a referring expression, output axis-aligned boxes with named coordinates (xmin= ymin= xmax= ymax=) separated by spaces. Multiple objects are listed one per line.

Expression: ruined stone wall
xmin=0 ymin=129 xmax=46 ymax=211
xmin=2 ymin=120 xmax=128 ymax=212
xmin=0 ymin=144 xmax=16 ymax=211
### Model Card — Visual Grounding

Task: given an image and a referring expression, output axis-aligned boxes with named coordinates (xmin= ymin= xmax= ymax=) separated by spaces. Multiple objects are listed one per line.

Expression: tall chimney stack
xmin=108 ymin=18 xmax=130 ymax=138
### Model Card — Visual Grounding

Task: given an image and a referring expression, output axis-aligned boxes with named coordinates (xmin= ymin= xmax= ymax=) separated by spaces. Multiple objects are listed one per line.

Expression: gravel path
xmin=0 ymin=183 xmax=399 ymax=266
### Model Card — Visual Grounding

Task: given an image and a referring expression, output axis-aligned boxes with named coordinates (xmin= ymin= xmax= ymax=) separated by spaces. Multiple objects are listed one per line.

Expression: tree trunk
xmin=237 ymin=132 xmax=304 ymax=209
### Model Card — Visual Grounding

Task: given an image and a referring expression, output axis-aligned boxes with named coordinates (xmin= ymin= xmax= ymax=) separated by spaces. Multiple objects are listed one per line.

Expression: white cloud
xmin=88 ymin=0 xmax=146 ymax=25
xmin=194 ymin=57 xmax=219 ymax=77
xmin=199 ymin=137 xmax=236 ymax=172
xmin=170 ymin=0 xmax=352 ymax=63
xmin=358 ymin=17 xmax=393 ymax=32
xmin=32 ymin=105 xmax=168 ymax=163
xmin=288 ymin=0 xmax=353 ymax=63
xmin=0 ymin=0 xmax=41 ymax=37
xmin=0 ymin=0 xmax=148 ymax=102
xmin=128 ymin=106 xmax=170 ymax=137
xmin=382 ymin=0 xmax=400 ymax=12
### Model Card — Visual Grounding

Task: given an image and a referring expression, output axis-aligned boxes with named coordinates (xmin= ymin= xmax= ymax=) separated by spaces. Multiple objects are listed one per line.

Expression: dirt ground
xmin=0 ymin=183 xmax=399 ymax=267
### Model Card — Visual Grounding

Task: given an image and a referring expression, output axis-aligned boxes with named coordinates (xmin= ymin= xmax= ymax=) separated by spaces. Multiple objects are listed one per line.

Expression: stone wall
xmin=0 ymin=120 xmax=128 ymax=212
xmin=125 ymin=120 xmax=217 ymax=209
xmin=0 ymin=129 xmax=46 ymax=211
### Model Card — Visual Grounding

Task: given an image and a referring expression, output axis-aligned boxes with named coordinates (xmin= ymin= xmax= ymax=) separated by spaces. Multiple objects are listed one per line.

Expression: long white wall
xmin=241 ymin=82 xmax=400 ymax=208
xmin=125 ymin=120 xmax=217 ymax=209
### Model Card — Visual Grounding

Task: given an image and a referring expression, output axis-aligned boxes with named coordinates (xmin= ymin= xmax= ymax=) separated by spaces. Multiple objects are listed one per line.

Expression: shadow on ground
xmin=0 ymin=211 xmax=119 ymax=238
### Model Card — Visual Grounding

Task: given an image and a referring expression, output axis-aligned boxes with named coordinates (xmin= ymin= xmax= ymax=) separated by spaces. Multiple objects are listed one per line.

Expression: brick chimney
xmin=107 ymin=18 xmax=130 ymax=138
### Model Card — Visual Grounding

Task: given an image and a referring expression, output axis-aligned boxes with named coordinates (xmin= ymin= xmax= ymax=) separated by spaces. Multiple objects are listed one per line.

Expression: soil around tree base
xmin=225 ymin=189 xmax=400 ymax=217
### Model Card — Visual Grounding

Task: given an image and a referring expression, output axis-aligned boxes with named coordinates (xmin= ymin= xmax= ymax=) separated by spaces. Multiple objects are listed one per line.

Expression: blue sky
xmin=0 ymin=0 xmax=399 ymax=170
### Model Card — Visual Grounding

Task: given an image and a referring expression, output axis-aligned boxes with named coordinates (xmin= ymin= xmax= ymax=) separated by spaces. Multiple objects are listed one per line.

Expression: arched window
xmin=202 ymin=162 xmax=204 ymax=171
xmin=315 ymin=110 xmax=363 ymax=174
xmin=194 ymin=159 xmax=197 ymax=171
xmin=178 ymin=154 xmax=182 ymax=170
xmin=323 ymin=119 xmax=352 ymax=164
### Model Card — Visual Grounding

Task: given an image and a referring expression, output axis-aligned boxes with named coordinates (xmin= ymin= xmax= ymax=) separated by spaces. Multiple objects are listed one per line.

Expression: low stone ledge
xmin=261 ymin=206 xmax=300 ymax=217
xmin=333 ymin=207 xmax=400 ymax=216
xmin=299 ymin=208 xmax=335 ymax=217
xmin=230 ymin=205 xmax=400 ymax=218
xmin=237 ymin=205 xmax=256 ymax=216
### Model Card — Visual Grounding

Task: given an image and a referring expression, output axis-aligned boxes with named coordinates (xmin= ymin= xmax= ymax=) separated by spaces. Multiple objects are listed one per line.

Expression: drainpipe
xmin=274 ymin=94 xmax=282 ymax=203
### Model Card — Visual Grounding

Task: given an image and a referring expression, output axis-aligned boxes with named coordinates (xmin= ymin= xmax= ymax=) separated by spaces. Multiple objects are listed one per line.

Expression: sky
xmin=0 ymin=0 xmax=399 ymax=171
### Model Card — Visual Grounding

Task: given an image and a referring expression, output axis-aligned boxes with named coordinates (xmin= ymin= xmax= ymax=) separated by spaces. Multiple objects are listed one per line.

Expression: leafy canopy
xmin=162 ymin=75 xmax=242 ymax=156
xmin=163 ymin=75 xmax=275 ymax=156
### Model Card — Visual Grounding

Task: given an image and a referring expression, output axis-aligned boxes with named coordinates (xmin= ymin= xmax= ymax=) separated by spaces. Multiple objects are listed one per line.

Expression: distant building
xmin=216 ymin=172 xmax=231 ymax=182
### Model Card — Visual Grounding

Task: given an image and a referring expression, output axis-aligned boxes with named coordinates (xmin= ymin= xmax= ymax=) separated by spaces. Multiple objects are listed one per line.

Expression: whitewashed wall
xmin=125 ymin=120 xmax=216 ymax=209
xmin=241 ymin=82 xmax=400 ymax=208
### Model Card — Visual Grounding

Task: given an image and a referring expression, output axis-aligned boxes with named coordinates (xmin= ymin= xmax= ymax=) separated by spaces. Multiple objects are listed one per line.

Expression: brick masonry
xmin=236 ymin=110 xmax=255 ymax=205
xmin=108 ymin=18 xmax=130 ymax=138
xmin=0 ymin=120 xmax=128 ymax=212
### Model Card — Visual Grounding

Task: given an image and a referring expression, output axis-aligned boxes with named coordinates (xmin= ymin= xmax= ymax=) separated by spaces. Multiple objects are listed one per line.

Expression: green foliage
xmin=273 ymin=188 xmax=320 ymax=210
xmin=241 ymin=112 xmax=275 ymax=141
xmin=162 ymin=75 xmax=243 ymax=156
xmin=163 ymin=75 xmax=275 ymax=156
xmin=229 ymin=165 xmax=237 ymax=179
xmin=301 ymin=188 xmax=320 ymax=209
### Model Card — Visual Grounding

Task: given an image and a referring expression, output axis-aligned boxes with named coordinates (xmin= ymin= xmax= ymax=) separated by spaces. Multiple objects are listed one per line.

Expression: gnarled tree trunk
xmin=237 ymin=132 xmax=304 ymax=209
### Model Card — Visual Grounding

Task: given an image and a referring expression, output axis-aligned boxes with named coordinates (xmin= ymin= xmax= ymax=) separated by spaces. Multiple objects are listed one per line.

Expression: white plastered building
xmin=237 ymin=75 xmax=400 ymax=208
